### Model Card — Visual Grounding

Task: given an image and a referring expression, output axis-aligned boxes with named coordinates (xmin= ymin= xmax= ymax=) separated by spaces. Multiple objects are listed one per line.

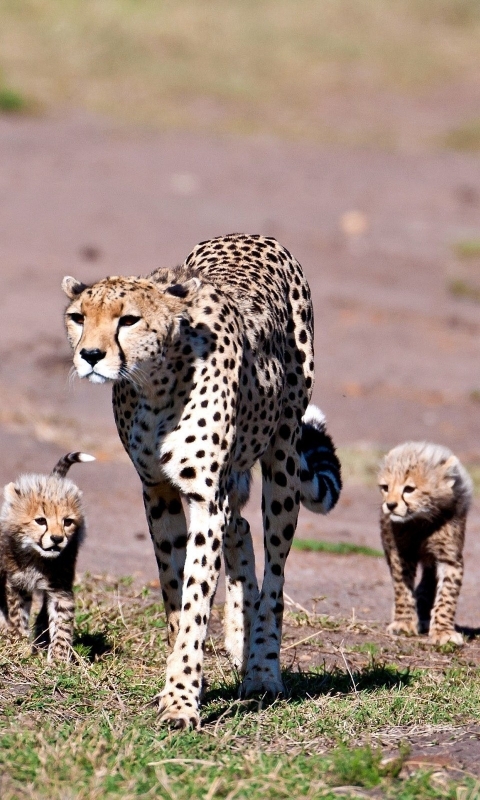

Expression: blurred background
xmin=0 ymin=0 xmax=480 ymax=622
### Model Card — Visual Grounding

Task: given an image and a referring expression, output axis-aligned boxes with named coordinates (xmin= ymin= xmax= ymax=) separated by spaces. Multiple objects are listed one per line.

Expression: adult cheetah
xmin=63 ymin=234 xmax=341 ymax=728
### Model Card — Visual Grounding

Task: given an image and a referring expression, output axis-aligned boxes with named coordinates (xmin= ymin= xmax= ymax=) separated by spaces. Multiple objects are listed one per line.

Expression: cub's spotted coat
xmin=0 ymin=452 xmax=94 ymax=661
xmin=62 ymin=233 xmax=342 ymax=727
xmin=378 ymin=442 xmax=471 ymax=646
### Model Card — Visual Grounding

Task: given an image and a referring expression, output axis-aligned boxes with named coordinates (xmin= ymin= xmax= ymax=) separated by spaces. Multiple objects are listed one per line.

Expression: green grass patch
xmin=293 ymin=538 xmax=383 ymax=557
xmin=448 ymin=278 xmax=480 ymax=303
xmin=0 ymin=1 xmax=480 ymax=143
xmin=443 ymin=119 xmax=480 ymax=152
xmin=452 ymin=239 xmax=480 ymax=259
xmin=0 ymin=576 xmax=478 ymax=798
xmin=0 ymin=86 xmax=26 ymax=113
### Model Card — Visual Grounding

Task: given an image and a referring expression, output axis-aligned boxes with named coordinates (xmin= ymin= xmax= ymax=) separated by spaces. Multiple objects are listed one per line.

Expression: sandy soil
xmin=2 ymin=110 xmax=480 ymax=771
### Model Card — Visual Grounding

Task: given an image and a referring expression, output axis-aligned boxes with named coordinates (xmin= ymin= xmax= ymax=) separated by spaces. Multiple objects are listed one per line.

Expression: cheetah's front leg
xmin=381 ymin=531 xmax=418 ymax=636
xmin=143 ymin=482 xmax=188 ymax=648
xmin=429 ymin=559 xmax=464 ymax=646
xmin=155 ymin=496 xmax=228 ymax=729
xmin=46 ymin=590 xmax=75 ymax=662
xmin=5 ymin=581 xmax=31 ymax=638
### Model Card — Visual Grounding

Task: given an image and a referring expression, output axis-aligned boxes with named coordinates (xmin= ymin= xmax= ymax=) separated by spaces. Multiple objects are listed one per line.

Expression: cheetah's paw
xmin=429 ymin=629 xmax=464 ymax=647
xmin=153 ymin=691 xmax=201 ymax=730
xmin=387 ymin=619 xmax=418 ymax=637
xmin=239 ymin=670 xmax=284 ymax=700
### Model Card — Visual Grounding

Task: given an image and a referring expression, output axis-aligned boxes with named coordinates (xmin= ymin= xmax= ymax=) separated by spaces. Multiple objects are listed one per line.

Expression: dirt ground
xmin=1 ymin=111 xmax=480 ymax=771
xmin=2 ymin=111 xmax=480 ymax=610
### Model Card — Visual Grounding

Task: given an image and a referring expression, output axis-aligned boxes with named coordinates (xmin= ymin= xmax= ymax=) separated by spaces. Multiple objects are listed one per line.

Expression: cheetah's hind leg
xmin=223 ymin=470 xmax=259 ymax=673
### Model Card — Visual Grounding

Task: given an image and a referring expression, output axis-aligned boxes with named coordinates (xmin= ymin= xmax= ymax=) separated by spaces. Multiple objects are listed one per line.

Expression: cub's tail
xmin=300 ymin=405 xmax=342 ymax=514
xmin=51 ymin=452 xmax=96 ymax=479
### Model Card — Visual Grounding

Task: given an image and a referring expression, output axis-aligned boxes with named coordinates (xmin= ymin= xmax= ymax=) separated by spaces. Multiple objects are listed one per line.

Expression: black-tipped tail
xmin=51 ymin=452 xmax=96 ymax=479
xmin=300 ymin=405 xmax=342 ymax=514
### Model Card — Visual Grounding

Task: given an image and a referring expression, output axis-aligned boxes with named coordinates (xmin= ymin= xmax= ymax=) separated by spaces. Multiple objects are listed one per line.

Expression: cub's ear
xmin=62 ymin=276 xmax=88 ymax=299
xmin=442 ymin=455 xmax=459 ymax=473
xmin=165 ymin=277 xmax=201 ymax=301
xmin=3 ymin=483 xmax=20 ymax=504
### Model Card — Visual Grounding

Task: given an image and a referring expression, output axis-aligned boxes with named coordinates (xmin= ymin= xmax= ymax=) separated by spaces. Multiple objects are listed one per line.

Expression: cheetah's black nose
xmin=80 ymin=348 xmax=106 ymax=367
xmin=386 ymin=502 xmax=398 ymax=511
xmin=50 ymin=534 xmax=64 ymax=545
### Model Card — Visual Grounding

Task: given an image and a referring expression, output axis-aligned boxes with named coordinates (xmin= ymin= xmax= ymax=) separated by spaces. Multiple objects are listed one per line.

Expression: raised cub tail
xmin=51 ymin=452 xmax=96 ymax=479
xmin=300 ymin=405 xmax=342 ymax=514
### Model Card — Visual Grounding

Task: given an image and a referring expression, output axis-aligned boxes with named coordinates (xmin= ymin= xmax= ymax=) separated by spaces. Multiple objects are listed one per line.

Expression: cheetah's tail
xmin=300 ymin=405 xmax=342 ymax=514
xmin=51 ymin=452 xmax=96 ymax=479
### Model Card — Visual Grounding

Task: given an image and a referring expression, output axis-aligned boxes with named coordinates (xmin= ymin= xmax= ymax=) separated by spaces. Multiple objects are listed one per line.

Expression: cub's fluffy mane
xmin=379 ymin=441 xmax=473 ymax=516
xmin=1 ymin=474 xmax=83 ymax=511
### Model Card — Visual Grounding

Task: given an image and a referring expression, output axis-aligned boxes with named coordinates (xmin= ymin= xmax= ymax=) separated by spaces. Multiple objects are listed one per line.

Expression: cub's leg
xmin=223 ymin=509 xmax=259 ymax=673
xmin=5 ymin=581 xmax=31 ymax=637
xmin=240 ymin=430 xmax=301 ymax=699
xmin=381 ymin=531 xmax=418 ymax=636
xmin=155 ymin=493 xmax=229 ymax=729
xmin=415 ymin=562 xmax=436 ymax=633
xmin=46 ymin=590 xmax=75 ymax=662
xmin=428 ymin=558 xmax=464 ymax=646
xmin=143 ymin=482 xmax=188 ymax=648
xmin=0 ymin=571 xmax=9 ymax=630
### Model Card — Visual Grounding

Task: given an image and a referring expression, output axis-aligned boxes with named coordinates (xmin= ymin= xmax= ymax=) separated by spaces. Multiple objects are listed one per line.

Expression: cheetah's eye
xmin=403 ymin=485 xmax=415 ymax=494
xmin=68 ymin=313 xmax=84 ymax=325
xmin=63 ymin=518 xmax=75 ymax=528
xmin=119 ymin=315 xmax=141 ymax=327
xmin=379 ymin=484 xmax=388 ymax=492
xmin=34 ymin=517 xmax=47 ymax=526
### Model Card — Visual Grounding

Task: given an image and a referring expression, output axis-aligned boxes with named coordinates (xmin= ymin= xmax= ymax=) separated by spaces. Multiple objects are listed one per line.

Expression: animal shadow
xmin=456 ymin=625 xmax=480 ymax=641
xmin=202 ymin=662 xmax=412 ymax=724
xmin=73 ymin=631 xmax=113 ymax=661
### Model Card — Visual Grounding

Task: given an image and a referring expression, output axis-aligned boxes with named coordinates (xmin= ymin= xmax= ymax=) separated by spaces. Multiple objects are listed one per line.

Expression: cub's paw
xmin=429 ymin=629 xmax=464 ymax=647
xmin=47 ymin=644 xmax=72 ymax=663
xmin=387 ymin=619 xmax=418 ymax=637
xmin=154 ymin=691 xmax=201 ymax=730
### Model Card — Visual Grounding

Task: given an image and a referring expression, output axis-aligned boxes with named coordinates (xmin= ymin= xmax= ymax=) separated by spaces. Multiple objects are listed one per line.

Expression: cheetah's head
xmin=62 ymin=275 xmax=200 ymax=384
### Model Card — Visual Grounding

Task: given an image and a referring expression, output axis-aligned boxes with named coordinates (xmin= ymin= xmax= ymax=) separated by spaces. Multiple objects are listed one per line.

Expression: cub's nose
xmin=386 ymin=502 xmax=398 ymax=512
xmin=80 ymin=348 xmax=106 ymax=367
xmin=50 ymin=534 xmax=64 ymax=545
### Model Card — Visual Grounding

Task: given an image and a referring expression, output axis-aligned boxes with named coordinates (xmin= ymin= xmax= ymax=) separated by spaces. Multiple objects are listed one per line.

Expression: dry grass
xmin=0 ymin=1 xmax=479 ymax=142
xmin=0 ymin=575 xmax=479 ymax=798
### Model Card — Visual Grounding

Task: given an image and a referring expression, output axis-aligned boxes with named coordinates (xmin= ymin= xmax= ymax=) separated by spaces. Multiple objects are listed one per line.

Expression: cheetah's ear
xmin=165 ymin=277 xmax=201 ymax=301
xmin=62 ymin=276 xmax=88 ymax=299
xmin=3 ymin=483 xmax=20 ymax=504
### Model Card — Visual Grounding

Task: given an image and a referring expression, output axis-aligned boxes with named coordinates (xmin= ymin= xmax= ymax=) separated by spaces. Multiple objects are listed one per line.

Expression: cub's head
xmin=0 ymin=476 xmax=85 ymax=558
xmin=62 ymin=274 xmax=200 ymax=384
xmin=378 ymin=442 xmax=472 ymax=524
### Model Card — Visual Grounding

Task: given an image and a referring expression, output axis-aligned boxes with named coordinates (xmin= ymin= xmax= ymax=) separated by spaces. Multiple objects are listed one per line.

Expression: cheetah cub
xmin=378 ymin=442 xmax=472 ymax=646
xmin=0 ymin=452 xmax=95 ymax=661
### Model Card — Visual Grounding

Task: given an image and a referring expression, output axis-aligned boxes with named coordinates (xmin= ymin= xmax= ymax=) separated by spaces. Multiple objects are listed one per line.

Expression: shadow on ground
xmin=202 ymin=662 xmax=412 ymax=724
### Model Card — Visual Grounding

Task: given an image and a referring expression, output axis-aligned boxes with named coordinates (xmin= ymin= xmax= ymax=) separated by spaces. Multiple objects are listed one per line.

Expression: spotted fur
xmin=62 ymin=233 xmax=341 ymax=728
xmin=0 ymin=452 xmax=94 ymax=661
xmin=378 ymin=441 xmax=472 ymax=646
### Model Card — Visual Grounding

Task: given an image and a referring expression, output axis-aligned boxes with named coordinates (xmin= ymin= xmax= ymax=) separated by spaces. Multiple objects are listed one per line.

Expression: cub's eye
xmin=403 ymin=486 xmax=415 ymax=494
xmin=63 ymin=518 xmax=75 ymax=527
xmin=68 ymin=313 xmax=85 ymax=325
xmin=34 ymin=517 xmax=47 ymax=526
xmin=379 ymin=484 xmax=388 ymax=492
xmin=119 ymin=315 xmax=141 ymax=327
